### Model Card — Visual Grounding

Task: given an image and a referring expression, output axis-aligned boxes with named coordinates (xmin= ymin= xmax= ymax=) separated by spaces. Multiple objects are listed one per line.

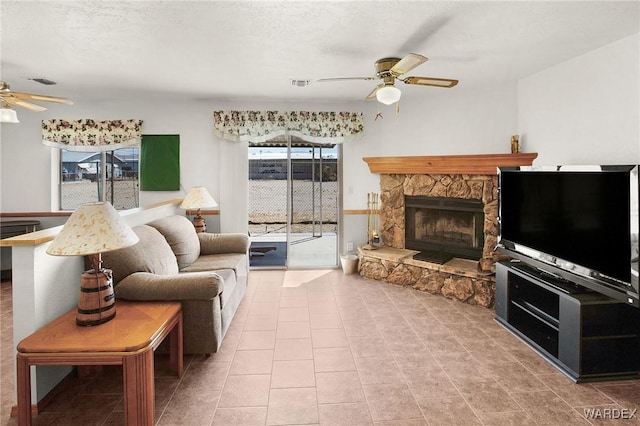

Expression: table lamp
xmin=180 ymin=186 xmax=218 ymax=233
xmin=46 ymin=201 xmax=139 ymax=326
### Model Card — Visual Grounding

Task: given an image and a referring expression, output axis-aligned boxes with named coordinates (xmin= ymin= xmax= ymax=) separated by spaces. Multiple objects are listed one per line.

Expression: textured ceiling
xmin=1 ymin=1 xmax=638 ymax=105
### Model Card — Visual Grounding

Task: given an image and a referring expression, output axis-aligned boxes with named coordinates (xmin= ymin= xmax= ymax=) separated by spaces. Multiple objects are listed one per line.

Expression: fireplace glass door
xmin=405 ymin=196 xmax=484 ymax=263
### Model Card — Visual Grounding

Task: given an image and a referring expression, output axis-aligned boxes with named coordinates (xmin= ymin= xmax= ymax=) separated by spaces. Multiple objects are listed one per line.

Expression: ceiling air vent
xmin=28 ymin=78 xmax=57 ymax=85
xmin=290 ymin=79 xmax=311 ymax=87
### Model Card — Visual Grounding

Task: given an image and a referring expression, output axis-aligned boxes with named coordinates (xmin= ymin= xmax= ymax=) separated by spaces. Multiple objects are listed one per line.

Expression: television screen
xmin=499 ymin=168 xmax=633 ymax=287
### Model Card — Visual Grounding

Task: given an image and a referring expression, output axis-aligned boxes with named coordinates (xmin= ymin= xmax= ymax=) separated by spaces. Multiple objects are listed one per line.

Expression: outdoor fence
xmin=60 ymin=179 xmax=139 ymax=211
xmin=248 ymin=179 xmax=338 ymax=236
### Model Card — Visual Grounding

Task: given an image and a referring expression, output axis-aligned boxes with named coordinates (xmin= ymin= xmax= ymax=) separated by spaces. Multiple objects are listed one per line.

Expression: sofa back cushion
xmin=148 ymin=215 xmax=201 ymax=269
xmin=102 ymin=224 xmax=179 ymax=284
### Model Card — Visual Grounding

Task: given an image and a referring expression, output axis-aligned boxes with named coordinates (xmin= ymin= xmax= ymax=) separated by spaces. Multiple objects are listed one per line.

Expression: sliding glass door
xmin=248 ymin=135 xmax=338 ymax=268
xmin=288 ymin=144 xmax=338 ymax=267
xmin=248 ymin=145 xmax=288 ymax=267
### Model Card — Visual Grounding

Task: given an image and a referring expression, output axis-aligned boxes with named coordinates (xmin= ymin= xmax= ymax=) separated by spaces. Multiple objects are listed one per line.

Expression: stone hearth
xmin=359 ymin=153 xmax=538 ymax=308
xmin=358 ymin=246 xmax=496 ymax=307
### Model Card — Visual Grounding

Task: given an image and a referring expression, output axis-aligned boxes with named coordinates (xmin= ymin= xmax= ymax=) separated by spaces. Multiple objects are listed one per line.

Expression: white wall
xmin=12 ymin=244 xmax=82 ymax=402
xmin=518 ymin=33 xmax=640 ymax=165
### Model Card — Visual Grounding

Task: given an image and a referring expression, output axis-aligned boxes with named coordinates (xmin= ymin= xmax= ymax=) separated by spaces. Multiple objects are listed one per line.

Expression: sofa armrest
xmin=115 ymin=271 xmax=223 ymax=301
xmin=199 ymin=232 xmax=250 ymax=255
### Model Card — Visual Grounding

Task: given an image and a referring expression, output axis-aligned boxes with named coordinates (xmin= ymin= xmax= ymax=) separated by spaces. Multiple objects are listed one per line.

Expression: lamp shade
xmin=180 ymin=186 xmax=218 ymax=210
xmin=47 ymin=201 xmax=139 ymax=256
xmin=376 ymin=86 xmax=402 ymax=105
xmin=0 ymin=107 xmax=19 ymax=124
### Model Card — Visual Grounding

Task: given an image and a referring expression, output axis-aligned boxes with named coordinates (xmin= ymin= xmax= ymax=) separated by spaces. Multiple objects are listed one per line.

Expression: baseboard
xmin=10 ymin=369 xmax=77 ymax=417
xmin=10 ymin=403 xmax=38 ymax=417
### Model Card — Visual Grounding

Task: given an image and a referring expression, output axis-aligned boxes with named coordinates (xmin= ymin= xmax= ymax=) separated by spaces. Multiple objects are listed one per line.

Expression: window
xmin=60 ymin=148 xmax=139 ymax=210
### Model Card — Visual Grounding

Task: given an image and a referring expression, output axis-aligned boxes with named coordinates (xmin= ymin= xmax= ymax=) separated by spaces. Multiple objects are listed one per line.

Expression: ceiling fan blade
xmin=317 ymin=77 xmax=377 ymax=83
xmin=365 ymin=84 xmax=384 ymax=100
xmin=403 ymin=76 xmax=459 ymax=88
xmin=390 ymin=53 xmax=428 ymax=76
xmin=3 ymin=96 xmax=48 ymax=111
xmin=12 ymin=92 xmax=73 ymax=105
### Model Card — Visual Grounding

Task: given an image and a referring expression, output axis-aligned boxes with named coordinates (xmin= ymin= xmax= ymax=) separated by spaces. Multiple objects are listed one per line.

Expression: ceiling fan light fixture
xmin=0 ymin=107 xmax=19 ymax=123
xmin=376 ymin=85 xmax=401 ymax=105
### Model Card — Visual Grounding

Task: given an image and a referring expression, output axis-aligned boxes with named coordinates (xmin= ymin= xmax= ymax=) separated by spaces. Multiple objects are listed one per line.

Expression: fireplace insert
xmin=405 ymin=196 xmax=484 ymax=263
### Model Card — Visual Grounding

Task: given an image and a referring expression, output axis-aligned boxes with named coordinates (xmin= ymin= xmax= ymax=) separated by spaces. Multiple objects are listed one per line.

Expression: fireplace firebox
xmin=405 ymin=196 xmax=484 ymax=263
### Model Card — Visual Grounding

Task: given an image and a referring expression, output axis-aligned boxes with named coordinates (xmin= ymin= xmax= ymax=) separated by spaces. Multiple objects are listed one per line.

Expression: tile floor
xmin=3 ymin=270 xmax=640 ymax=425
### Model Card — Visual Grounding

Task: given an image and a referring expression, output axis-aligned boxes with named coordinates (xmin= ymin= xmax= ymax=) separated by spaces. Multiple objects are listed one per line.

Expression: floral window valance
xmin=213 ymin=111 xmax=364 ymax=144
xmin=42 ymin=119 xmax=143 ymax=152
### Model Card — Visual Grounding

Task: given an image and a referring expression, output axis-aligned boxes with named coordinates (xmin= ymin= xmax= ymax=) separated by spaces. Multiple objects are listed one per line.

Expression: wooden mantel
xmin=363 ymin=153 xmax=538 ymax=175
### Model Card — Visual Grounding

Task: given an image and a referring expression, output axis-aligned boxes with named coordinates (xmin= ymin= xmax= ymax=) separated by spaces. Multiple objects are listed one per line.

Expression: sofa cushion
xmin=102 ymin=225 xmax=179 ymax=284
xmin=148 ymin=215 xmax=201 ymax=269
xmin=180 ymin=253 xmax=246 ymax=275
xmin=115 ymin=271 xmax=223 ymax=300
xmin=213 ymin=269 xmax=237 ymax=308
xmin=199 ymin=233 xmax=250 ymax=255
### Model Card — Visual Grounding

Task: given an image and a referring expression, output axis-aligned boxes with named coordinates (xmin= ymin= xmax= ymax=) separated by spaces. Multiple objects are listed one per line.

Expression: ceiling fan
xmin=317 ymin=53 xmax=458 ymax=105
xmin=0 ymin=81 xmax=73 ymax=123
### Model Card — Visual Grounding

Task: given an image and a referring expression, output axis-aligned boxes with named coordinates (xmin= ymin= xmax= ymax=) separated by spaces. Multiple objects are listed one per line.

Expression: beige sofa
xmin=102 ymin=215 xmax=249 ymax=354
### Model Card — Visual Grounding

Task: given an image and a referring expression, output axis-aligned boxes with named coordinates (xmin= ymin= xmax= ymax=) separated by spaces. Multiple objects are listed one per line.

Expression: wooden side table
xmin=16 ymin=300 xmax=183 ymax=426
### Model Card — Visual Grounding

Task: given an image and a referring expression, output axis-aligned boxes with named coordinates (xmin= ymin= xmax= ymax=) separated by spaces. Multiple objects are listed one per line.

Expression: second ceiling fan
xmin=317 ymin=53 xmax=458 ymax=104
xmin=0 ymin=81 xmax=73 ymax=123
xmin=1 ymin=81 xmax=73 ymax=111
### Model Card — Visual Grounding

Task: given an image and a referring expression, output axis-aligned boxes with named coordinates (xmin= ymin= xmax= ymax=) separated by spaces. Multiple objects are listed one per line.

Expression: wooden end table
xmin=16 ymin=300 xmax=183 ymax=426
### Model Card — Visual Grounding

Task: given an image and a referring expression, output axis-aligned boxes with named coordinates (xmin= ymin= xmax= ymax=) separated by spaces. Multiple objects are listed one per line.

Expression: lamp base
xmin=193 ymin=215 xmax=206 ymax=233
xmin=77 ymin=268 xmax=116 ymax=326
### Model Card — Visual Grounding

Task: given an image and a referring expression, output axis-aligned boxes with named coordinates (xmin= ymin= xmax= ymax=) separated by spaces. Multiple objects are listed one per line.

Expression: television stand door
xmin=495 ymin=261 xmax=640 ymax=382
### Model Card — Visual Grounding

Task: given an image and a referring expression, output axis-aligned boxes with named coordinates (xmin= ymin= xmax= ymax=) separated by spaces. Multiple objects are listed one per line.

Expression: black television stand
xmin=495 ymin=261 xmax=640 ymax=382
xmin=511 ymin=262 xmax=590 ymax=294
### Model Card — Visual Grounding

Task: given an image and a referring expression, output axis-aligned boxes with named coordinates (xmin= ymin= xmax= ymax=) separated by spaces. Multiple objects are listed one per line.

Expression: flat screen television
xmin=497 ymin=165 xmax=639 ymax=307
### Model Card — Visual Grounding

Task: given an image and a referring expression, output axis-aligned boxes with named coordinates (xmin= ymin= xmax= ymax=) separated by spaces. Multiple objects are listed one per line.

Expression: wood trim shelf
xmin=0 ymin=212 xmax=72 ymax=218
xmin=363 ymin=153 xmax=538 ymax=175
xmin=0 ymin=199 xmax=182 ymax=247
xmin=343 ymin=209 xmax=380 ymax=215
xmin=185 ymin=209 xmax=220 ymax=216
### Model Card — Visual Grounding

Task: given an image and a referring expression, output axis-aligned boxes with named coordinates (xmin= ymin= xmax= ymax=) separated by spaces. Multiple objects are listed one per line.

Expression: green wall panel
xmin=140 ymin=134 xmax=180 ymax=191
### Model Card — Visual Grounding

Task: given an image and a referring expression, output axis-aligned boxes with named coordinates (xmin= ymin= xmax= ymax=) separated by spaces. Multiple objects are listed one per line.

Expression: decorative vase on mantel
xmin=511 ymin=135 xmax=520 ymax=154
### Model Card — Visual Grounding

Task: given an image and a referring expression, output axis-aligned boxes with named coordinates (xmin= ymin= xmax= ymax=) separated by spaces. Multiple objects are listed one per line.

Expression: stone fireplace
xmin=379 ymin=172 xmax=499 ymax=273
xmin=357 ymin=153 xmax=538 ymax=308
